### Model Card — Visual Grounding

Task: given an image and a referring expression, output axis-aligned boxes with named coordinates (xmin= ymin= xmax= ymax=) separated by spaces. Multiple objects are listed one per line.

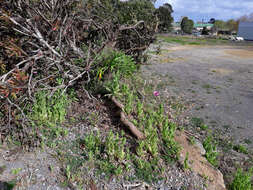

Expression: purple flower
xmin=153 ymin=91 xmax=160 ymax=96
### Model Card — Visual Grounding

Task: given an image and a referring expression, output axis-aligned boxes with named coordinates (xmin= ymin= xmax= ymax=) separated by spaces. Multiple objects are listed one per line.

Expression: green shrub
xmin=97 ymin=51 xmax=137 ymax=81
xmin=102 ymin=51 xmax=137 ymax=96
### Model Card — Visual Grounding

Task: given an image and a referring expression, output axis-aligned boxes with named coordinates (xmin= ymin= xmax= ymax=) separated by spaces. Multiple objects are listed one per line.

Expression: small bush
xmin=97 ymin=51 xmax=137 ymax=81
xmin=102 ymin=51 xmax=137 ymax=96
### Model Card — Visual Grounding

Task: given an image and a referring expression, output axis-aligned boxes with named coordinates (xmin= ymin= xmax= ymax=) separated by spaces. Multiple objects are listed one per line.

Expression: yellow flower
xmin=99 ymin=72 xmax=102 ymax=80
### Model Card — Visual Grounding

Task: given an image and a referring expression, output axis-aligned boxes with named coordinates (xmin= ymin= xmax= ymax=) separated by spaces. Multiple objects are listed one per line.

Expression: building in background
xmin=194 ymin=23 xmax=213 ymax=31
xmin=237 ymin=22 xmax=253 ymax=40
xmin=172 ymin=22 xmax=181 ymax=32
xmin=172 ymin=22 xmax=213 ymax=33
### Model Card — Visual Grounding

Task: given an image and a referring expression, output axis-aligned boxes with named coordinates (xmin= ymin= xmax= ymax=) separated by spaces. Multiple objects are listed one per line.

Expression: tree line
xmin=212 ymin=12 xmax=253 ymax=32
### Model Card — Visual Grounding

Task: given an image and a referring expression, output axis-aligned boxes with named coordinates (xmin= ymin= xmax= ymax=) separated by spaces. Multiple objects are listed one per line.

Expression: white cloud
xmin=155 ymin=0 xmax=253 ymax=21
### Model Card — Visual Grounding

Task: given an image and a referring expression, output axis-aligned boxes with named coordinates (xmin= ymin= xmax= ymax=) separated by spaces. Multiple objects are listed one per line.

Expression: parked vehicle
xmin=229 ymin=36 xmax=244 ymax=41
xmin=235 ymin=37 xmax=244 ymax=41
xmin=193 ymin=32 xmax=201 ymax=37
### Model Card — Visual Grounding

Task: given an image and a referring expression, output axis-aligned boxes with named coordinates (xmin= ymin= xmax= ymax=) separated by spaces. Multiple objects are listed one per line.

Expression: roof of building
xmin=194 ymin=23 xmax=213 ymax=28
xmin=172 ymin=22 xmax=180 ymax=27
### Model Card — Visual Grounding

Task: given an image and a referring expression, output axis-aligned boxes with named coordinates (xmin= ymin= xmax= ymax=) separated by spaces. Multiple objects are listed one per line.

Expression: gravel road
xmin=143 ymin=41 xmax=253 ymax=148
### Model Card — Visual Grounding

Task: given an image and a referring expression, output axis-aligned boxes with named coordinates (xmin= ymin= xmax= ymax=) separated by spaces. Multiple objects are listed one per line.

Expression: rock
xmin=195 ymin=140 xmax=206 ymax=156
xmin=175 ymin=132 xmax=226 ymax=190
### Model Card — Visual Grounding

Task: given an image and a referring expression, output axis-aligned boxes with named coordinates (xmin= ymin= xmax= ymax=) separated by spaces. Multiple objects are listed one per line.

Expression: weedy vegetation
xmin=191 ymin=117 xmax=204 ymax=128
xmin=40 ymin=50 xmax=183 ymax=187
xmin=189 ymin=136 xmax=196 ymax=145
xmin=233 ymin=144 xmax=248 ymax=154
xmin=229 ymin=168 xmax=253 ymax=190
xmin=203 ymin=135 xmax=218 ymax=167
xmin=79 ymin=71 xmax=182 ymax=182
xmin=183 ymin=152 xmax=190 ymax=171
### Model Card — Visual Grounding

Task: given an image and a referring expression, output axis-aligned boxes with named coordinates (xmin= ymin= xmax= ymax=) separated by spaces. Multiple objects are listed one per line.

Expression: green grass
xmin=200 ymin=124 xmax=209 ymax=130
xmin=0 ymin=181 xmax=16 ymax=190
xmin=233 ymin=144 xmax=248 ymax=154
xmin=30 ymin=88 xmax=69 ymax=126
xmin=183 ymin=152 xmax=190 ymax=170
xmin=133 ymin=157 xmax=162 ymax=183
xmin=229 ymin=168 xmax=253 ymax=190
xmin=191 ymin=117 xmax=204 ymax=128
xmin=244 ymin=139 xmax=252 ymax=145
xmin=202 ymin=84 xmax=212 ymax=89
xmin=11 ymin=168 xmax=22 ymax=175
xmin=189 ymin=136 xmax=196 ymax=145
xmin=203 ymin=135 xmax=218 ymax=167
xmin=157 ymin=35 xmax=228 ymax=46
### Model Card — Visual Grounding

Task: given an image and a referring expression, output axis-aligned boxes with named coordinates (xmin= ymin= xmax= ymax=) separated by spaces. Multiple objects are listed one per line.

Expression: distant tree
xmin=226 ymin=19 xmax=238 ymax=31
xmin=213 ymin=20 xmax=227 ymax=30
xmin=237 ymin=13 xmax=253 ymax=22
xmin=181 ymin=17 xmax=194 ymax=34
xmin=236 ymin=13 xmax=253 ymax=32
xmin=117 ymin=0 xmax=156 ymax=28
xmin=155 ymin=3 xmax=174 ymax=32
xmin=214 ymin=19 xmax=238 ymax=32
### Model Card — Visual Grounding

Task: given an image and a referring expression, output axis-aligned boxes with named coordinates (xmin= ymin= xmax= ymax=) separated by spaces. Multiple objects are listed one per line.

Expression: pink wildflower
xmin=153 ymin=91 xmax=160 ymax=96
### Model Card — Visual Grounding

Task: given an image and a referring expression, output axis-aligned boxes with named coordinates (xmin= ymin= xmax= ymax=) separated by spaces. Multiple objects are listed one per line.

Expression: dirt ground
xmin=143 ymin=41 xmax=253 ymax=149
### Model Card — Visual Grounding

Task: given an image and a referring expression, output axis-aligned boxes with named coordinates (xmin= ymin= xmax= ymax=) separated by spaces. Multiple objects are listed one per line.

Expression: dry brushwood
xmin=111 ymin=96 xmax=145 ymax=140
xmin=0 ymin=0 xmax=154 ymax=146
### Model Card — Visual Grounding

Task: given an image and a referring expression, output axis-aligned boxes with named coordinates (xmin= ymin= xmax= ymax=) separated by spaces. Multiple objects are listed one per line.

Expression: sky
xmin=155 ymin=0 xmax=253 ymax=22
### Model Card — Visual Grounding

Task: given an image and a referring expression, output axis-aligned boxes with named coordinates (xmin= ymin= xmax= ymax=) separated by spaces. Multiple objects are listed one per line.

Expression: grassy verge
xmin=40 ymin=50 xmax=182 ymax=187
xmin=75 ymin=68 xmax=181 ymax=184
xmin=157 ymin=35 xmax=229 ymax=46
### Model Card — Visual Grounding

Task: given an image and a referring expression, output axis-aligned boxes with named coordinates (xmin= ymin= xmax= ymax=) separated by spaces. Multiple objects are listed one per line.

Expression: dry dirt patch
xmin=159 ymin=57 xmax=185 ymax=64
xmin=210 ymin=68 xmax=234 ymax=76
xmin=224 ymin=49 xmax=253 ymax=58
xmin=165 ymin=45 xmax=197 ymax=51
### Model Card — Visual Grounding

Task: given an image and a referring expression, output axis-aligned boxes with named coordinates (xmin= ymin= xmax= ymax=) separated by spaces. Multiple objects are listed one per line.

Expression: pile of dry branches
xmin=0 ymin=0 xmax=155 ymax=145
